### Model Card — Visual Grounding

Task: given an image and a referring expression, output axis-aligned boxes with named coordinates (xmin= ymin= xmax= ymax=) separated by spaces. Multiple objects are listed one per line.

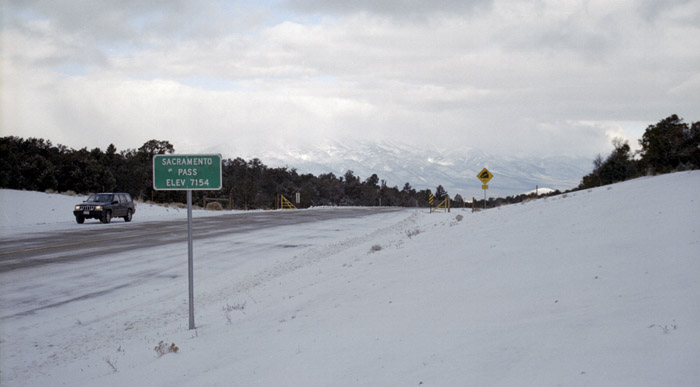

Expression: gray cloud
xmin=4 ymin=0 xmax=272 ymax=47
xmin=5 ymin=0 xmax=184 ymax=41
xmin=285 ymin=0 xmax=492 ymax=17
xmin=634 ymin=0 xmax=699 ymax=23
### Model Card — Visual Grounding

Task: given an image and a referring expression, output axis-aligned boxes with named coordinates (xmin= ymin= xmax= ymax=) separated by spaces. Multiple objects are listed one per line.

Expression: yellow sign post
xmin=477 ymin=168 xmax=494 ymax=209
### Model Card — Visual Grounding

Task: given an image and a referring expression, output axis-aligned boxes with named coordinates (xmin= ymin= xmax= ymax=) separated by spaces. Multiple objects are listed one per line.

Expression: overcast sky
xmin=1 ymin=0 xmax=698 ymax=159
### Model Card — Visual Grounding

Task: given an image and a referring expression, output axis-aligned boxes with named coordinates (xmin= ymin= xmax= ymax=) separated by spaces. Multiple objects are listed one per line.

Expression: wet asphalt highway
xmin=0 ymin=208 xmax=403 ymax=273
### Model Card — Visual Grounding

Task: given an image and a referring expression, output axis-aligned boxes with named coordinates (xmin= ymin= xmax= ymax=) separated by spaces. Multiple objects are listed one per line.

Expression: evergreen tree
xmin=689 ymin=121 xmax=700 ymax=168
xmin=435 ymin=185 xmax=448 ymax=201
xmin=578 ymin=138 xmax=637 ymax=189
xmin=638 ymin=115 xmax=697 ymax=173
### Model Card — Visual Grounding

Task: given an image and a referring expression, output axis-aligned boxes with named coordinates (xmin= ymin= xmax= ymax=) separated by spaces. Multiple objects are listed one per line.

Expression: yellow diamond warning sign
xmin=477 ymin=168 xmax=493 ymax=184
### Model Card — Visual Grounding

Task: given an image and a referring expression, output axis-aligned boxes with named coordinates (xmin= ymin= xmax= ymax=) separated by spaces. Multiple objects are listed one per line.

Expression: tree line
xmin=577 ymin=114 xmax=699 ymax=190
xmin=0 ymin=137 xmax=453 ymax=209
xmin=2 ymin=114 xmax=696 ymax=209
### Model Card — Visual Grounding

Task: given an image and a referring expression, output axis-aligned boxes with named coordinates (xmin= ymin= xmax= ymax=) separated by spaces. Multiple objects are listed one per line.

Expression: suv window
xmin=87 ymin=194 xmax=113 ymax=202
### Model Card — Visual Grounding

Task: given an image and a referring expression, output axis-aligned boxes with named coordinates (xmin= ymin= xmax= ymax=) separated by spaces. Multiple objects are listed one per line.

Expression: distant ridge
xmin=244 ymin=140 xmax=591 ymax=198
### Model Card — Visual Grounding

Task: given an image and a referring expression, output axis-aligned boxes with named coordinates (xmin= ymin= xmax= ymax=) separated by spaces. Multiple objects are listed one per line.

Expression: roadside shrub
xmin=154 ymin=341 xmax=179 ymax=357
xmin=104 ymin=357 xmax=118 ymax=373
xmin=206 ymin=201 xmax=223 ymax=211
xmin=223 ymin=301 xmax=246 ymax=312
xmin=223 ymin=301 xmax=246 ymax=324
xmin=406 ymin=229 xmax=422 ymax=238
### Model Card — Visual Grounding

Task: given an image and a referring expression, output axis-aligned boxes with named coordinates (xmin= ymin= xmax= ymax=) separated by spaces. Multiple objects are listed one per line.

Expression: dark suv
xmin=73 ymin=193 xmax=136 ymax=224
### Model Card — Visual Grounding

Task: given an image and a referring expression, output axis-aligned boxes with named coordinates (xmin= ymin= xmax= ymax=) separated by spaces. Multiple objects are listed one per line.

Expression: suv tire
xmin=101 ymin=210 xmax=112 ymax=224
xmin=76 ymin=215 xmax=85 ymax=224
xmin=124 ymin=209 xmax=132 ymax=222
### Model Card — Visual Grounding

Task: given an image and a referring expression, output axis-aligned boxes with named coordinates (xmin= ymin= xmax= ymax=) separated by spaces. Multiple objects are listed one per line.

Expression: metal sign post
xmin=153 ymin=154 xmax=222 ymax=330
xmin=187 ymin=189 xmax=194 ymax=330
xmin=477 ymin=168 xmax=494 ymax=210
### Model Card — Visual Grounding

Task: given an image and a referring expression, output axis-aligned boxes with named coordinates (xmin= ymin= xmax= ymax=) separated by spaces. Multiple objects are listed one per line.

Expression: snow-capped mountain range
xmin=241 ymin=140 xmax=592 ymax=198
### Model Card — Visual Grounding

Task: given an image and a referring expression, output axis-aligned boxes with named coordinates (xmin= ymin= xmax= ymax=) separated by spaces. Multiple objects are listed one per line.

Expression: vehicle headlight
xmin=96 ymin=206 xmax=102 ymax=210
xmin=75 ymin=205 xmax=80 ymax=210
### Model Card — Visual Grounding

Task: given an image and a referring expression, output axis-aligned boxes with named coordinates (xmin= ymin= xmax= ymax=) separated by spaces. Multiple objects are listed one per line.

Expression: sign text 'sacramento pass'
xmin=160 ymin=157 xmax=213 ymax=166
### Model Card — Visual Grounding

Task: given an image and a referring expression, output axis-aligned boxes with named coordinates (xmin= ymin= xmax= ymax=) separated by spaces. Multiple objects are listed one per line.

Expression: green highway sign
xmin=153 ymin=154 xmax=222 ymax=190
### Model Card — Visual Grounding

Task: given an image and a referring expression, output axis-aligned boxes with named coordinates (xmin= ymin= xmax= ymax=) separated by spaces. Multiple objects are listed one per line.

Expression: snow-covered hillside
xmin=1 ymin=171 xmax=699 ymax=386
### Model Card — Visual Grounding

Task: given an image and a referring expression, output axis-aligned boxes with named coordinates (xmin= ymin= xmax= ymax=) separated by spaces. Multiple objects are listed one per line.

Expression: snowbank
xmin=0 ymin=190 xmax=239 ymax=236
xmin=1 ymin=171 xmax=699 ymax=387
